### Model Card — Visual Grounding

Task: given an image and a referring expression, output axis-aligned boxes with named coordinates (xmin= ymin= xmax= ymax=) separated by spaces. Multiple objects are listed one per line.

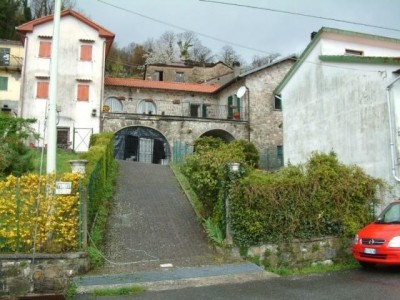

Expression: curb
xmin=74 ymin=263 xmax=278 ymax=294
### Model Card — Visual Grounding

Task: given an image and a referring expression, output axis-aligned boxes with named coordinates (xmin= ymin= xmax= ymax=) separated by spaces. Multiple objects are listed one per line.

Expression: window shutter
xmin=37 ymin=82 xmax=49 ymax=98
xmin=227 ymin=96 xmax=233 ymax=119
xmin=80 ymin=45 xmax=92 ymax=61
xmin=77 ymin=84 xmax=89 ymax=101
xmin=0 ymin=76 xmax=8 ymax=90
xmin=202 ymin=104 xmax=207 ymax=118
xmin=39 ymin=41 xmax=51 ymax=58
xmin=236 ymin=95 xmax=241 ymax=114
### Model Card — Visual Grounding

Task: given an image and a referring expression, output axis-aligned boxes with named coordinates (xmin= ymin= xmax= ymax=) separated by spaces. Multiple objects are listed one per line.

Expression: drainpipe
xmin=386 ymin=75 xmax=400 ymax=182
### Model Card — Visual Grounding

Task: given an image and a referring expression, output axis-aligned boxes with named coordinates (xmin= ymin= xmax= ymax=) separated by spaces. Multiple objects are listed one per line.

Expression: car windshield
xmin=375 ymin=202 xmax=400 ymax=224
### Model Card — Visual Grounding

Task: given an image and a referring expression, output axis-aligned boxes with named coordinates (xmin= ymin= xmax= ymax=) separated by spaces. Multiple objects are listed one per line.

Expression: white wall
xmin=281 ymin=34 xmax=400 ymax=207
xmin=21 ymin=15 xmax=106 ymax=151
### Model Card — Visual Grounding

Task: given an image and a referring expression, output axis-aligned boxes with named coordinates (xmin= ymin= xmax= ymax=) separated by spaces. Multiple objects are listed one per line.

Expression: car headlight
xmin=353 ymin=234 xmax=359 ymax=245
xmin=388 ymin=236 xmax=400 ymax=248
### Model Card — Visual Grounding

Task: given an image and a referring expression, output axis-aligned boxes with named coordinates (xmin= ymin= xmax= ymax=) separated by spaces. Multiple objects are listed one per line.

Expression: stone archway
xmin=200 ymin=129 xmax=235 ymax=143
xmin=114 ymin=126 xmax=171 ymax=164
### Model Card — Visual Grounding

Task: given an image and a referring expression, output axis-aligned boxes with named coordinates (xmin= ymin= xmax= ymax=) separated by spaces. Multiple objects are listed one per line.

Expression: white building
xmin=275 ymin=27 xmax=400 ymax=206
xmin=16 ymin=10 xmax=114 ymax=151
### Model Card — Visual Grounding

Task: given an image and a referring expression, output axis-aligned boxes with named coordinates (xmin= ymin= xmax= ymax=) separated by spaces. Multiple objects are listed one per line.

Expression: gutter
xmin=386 ymin=75 xmax=400 ymax=182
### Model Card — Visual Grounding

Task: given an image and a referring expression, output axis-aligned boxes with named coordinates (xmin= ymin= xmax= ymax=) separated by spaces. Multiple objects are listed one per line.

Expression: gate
xmin=173 ymin=140 xmax=193 ymax=164
xmin=73 ymin=127 xmax=93 ymax=152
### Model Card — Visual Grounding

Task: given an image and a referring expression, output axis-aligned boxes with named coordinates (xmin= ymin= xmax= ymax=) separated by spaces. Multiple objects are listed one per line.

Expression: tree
xmin=30 ymin=0 xmax=76 ymax=18
xmin=218 ymin=45 xmax=242 ymax=67
xmin=0 ymin=113 xmax=38 ymax=176
xmin=250 ymin=53 xmax=280 ymax=68
xmin=0 ymin=0 xmax=31 ymax=40
xmin=105 ymin=43 xmax=125 ymax=76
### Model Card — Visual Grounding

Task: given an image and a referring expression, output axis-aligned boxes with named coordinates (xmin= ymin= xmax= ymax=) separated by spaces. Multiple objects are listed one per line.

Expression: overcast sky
xmin=76 ymin=0 xmax=400 ymax=63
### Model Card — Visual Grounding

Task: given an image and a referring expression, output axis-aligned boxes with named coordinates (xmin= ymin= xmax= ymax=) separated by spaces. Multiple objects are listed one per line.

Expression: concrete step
xmin=74 ymin=262 xmax=278 ymax=294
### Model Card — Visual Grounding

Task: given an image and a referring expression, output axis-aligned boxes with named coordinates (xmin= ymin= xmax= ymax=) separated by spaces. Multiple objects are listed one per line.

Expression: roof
xmin=105 ymin=77 xmax=220 ymax=93
xmin=146 ymin=60 xmax=230 ymax=69
xmin=239 ymin=54 xmax=297 ymax=78
xmin=16 ymin=9 xmax=115 ymax=55
xmin=319 ymin=55 xmax=400 ymax=65
xmin=274 ymin=27 xmax=400 ymax=94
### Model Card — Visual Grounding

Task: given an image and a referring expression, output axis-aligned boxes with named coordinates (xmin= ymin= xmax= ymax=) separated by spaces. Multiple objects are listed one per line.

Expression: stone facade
xmin=0 ymin=252 xmax=89 ymax=297
xmin=234 ymin=237 xmax=352 ymax=269
xmin=144 ymin=61 xmax=234 ymax=84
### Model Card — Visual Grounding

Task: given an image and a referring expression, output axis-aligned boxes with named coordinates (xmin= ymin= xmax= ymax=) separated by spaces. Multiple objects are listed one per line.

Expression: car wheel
xmin=359 ymin=261 xmax=376 ymax=268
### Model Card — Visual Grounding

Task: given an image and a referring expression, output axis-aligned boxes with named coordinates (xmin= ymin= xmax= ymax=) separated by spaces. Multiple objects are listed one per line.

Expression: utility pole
xmin=46 ymin=0 xmax=61 ymax=174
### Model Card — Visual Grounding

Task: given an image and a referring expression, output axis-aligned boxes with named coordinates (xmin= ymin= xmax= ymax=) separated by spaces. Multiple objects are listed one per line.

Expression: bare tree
xmin=144 ymin=31 xmax=178 ymax=64
xmin=30 ymin=0 xmax=76 ymax=18
xmin=250 ymin=53 xmax=280 ymax=68
xmin=218 ymin=45 xmax=242 ymax=67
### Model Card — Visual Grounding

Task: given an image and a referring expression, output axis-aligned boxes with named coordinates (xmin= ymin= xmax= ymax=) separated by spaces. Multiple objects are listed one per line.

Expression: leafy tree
xmin=0 ymin=113 xmax=38 ymax=176
xmin=30 ymin=0 xmax=76 ymax=18
xmin=0 ymin=0 xmax=31 ymax=40
xmin=105 ymin=43 xmax=125 ymax=76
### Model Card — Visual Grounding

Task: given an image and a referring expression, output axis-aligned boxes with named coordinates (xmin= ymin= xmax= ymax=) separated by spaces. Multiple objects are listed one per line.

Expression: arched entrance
xmin=200 ymin=129 xmax=235 ymax=143
xmin=114 ymin=126 xmax=171 ymax=164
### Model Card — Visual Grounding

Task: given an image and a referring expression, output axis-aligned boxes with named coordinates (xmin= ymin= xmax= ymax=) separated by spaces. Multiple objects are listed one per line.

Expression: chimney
xmin=232 ymin=61 xmax=241 ymax=77
xmin=311 ymin=31 xmax=318 ymax=40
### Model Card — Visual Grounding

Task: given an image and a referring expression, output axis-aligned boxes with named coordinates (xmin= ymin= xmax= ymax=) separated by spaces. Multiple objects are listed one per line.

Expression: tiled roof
xmin=16 ymin=10 xmax=114 ymax=55
xmin=105 ymin=77 xmax=220 ymax=93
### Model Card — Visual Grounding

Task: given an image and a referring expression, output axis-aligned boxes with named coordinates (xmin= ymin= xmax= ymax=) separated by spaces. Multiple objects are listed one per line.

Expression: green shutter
xmin=202 ymin=104 xmax=208 ymax=118
xmin=0 ymin=77 xmax=8 ymax=91
xmin=228 ymin=96 xmax=233 ymax=119
xmin=236 ymin=96 xmax=241 ymax=114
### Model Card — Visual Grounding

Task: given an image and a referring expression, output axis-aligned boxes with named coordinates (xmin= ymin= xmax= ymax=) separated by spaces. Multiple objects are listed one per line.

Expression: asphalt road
xmin=75 ymin=265 xmax=400 ymax=300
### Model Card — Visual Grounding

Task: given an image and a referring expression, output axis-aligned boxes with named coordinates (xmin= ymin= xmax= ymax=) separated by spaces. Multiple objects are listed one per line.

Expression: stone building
xmin=103 ymin=56 xmax=295 ymax=167
xmin=144 ymin=61 xmax=238 ymax=85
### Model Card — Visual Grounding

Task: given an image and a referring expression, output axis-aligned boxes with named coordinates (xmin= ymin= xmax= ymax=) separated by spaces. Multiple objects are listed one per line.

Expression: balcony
xmin=0 ymin=56 xmax=23 ymax=72
xmin=102 ymin=99 xmax=247 ymax=122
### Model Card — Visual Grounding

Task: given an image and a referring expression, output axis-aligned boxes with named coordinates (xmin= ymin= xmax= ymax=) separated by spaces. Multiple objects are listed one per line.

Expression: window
xmin=228 ymin=95 xmax=241 ymax=119
xmin=153 ymin=71 xmax=163 ymax=81
xmin=80 ymin=44 xmax=92 ymax=61
xmin=345 ymin=49 xmax=363 ymax=56
xmin=57 ymin=127 xmax=70 ymax=149
xmin=36 ymin=81 xmax=49 ymax=99
xmin=277 ymin=145 xmax=283 ymax=162
xmin=39 ymin=41 xmax=52 ymax=58
xmin=104 ymin=97 xmax=123 ymax=112
xmin=190 ymin=103 xmax=200 ymax=117
xmin=274 ymin=94 xmax=282 ymax=110
xmin=175 ymin=72 xmax=184 ymax=82
xmin=138 ymin=99 xmax=156 ymax=114
xmin=0 ymin=76 xmax=8 ymax=91
xmin=0 ymin=48 xmax=10 ymax=66
xmin=77 ymin=84 xmax=89 ymax=101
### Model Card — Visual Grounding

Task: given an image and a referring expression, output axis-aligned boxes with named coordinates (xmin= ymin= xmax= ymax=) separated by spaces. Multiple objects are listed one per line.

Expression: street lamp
xmin=225 ymin=162 xmax=240 ymax=245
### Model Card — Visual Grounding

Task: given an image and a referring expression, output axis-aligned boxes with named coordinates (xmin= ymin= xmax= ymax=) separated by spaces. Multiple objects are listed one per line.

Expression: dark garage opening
xmin=114 ymin=126 xmax=171 ymax=164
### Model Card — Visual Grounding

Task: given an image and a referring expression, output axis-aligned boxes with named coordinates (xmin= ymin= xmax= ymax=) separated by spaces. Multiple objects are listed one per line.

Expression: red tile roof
xmin=16 ymin=10 xmax=115 ymax=55
xmin=105 ymin=77 xmax=220 ymax=93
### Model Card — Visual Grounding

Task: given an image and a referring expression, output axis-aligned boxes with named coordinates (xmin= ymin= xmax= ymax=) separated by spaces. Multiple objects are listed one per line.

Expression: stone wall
xmin=233 ymin=237 xmax=352 ymax=269
xmin=0 ymin=252 xmax=89 ymax=297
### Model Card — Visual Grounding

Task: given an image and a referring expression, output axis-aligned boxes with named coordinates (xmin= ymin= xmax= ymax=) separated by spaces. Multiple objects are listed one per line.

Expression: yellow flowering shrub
xmin=0 ymin=172 xmax=82 ymax=253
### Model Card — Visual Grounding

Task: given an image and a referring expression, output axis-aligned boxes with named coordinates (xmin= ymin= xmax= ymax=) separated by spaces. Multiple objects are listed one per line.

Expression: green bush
xmin=230 ymin=152 xmax=385 ymax=246
xmin=80 ymin=132 xmax=118 ymax=268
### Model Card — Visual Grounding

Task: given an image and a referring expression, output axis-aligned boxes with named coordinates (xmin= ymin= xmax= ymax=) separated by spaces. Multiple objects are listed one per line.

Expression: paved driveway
xmin=97 ymin=161 xmax=221 ymax=274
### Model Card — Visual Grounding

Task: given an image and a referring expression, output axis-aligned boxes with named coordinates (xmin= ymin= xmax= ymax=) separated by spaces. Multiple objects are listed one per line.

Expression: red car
xmin=353 ymin=200 xmax=400 ymax=267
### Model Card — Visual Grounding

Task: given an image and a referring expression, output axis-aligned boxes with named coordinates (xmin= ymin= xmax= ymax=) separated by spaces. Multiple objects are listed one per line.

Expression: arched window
xmin=138 ymin=99 xmax=156 ymax=115
xmin=104 ymin=97 xmax=123 ymax=112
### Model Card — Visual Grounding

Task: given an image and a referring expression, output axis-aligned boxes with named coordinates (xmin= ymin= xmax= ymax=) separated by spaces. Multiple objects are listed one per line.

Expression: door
xmin=139 ymin=138 xmax=154 ymax=163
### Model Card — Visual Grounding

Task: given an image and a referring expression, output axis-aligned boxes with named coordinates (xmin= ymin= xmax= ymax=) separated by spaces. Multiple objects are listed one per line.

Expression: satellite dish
xmin=236 ymin=86 xmax=247 ymax=98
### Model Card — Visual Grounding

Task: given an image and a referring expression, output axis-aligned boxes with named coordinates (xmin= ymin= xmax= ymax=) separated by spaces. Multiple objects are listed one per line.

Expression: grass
xmin=91 ymin=285 xmax=146 ymax=296
xmin=267 ymin=259 xmax=359 ymax=276
xmin=31 ymin=148 xmax=81 ymax=174
xmin=169 ymin=163 xmax=204 ymax=220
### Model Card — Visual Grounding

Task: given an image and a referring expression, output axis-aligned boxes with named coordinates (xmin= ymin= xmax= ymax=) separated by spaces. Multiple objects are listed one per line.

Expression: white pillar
xmin=46 ymin=0 xmax=62 ymax=174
